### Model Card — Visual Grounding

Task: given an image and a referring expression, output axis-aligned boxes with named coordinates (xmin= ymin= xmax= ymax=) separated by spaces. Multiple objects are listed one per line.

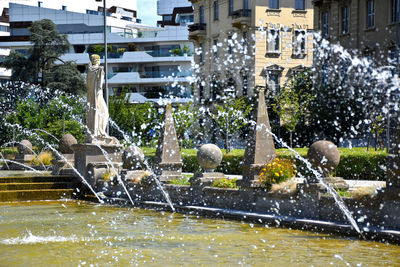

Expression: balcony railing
xmin=140 ymin=70 xmax=193 ymax=78
xmin=232 ymin=9 xmax=251 ymax=19
xmin=188 ymin=23 xmax=206 ymax=32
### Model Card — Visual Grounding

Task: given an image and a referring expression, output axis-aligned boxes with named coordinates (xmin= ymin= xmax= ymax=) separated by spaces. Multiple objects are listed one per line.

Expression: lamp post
xmin=224 ymin=88 xmax=235 ymax=153
xmin=96 ymin=0 xmax=109 ymax=134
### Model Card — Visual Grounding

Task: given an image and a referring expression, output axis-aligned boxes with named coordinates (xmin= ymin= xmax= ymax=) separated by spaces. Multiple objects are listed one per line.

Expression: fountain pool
xmin=0 ymin=200 xmax=399 ymax=266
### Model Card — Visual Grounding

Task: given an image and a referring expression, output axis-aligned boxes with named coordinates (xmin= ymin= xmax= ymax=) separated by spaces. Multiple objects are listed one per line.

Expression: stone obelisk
xmin=240 ymin=88 xmax=276 ymax=187
xmin=154 ymin=103 xmax=183 ymax=181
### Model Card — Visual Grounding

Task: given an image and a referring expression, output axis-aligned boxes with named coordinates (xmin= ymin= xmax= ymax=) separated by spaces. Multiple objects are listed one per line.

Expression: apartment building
xmin=0 ymin=1 xmax=193 ymax=102
xmin=189 ymin=0 xmax=314 ymax=103
xmin=157 ymin=0 xmax=193 ymax=27
xmin=313 ymin=0 xmax=399 ymax=65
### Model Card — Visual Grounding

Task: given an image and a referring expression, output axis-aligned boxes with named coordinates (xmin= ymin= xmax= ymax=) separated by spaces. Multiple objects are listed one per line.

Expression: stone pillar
xmin=239 ymin=88 xmax=276 ymax=188
xmin=385 ymin=118 xmax=400 ymax=198
xmin=155 ymin=103 xmax=183 ymax=181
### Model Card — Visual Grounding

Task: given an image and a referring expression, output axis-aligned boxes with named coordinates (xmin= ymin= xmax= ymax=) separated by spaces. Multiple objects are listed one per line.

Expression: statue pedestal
xmin=72 ymin=143 xmax=123 ymax=187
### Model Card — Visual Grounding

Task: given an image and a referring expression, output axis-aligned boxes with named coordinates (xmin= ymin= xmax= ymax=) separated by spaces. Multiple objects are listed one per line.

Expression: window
xmin=269 ymin=0 xmax=279 ymax=9
xmin=293 ymin=30 xmax=306 ymax=55
xmin=163 ymin=15 xmax=173 ymax=21
xmin=242 ymin=75 xmax=248 ymax=96
xmin=199 ymin=6 xmax=204 ymax=24
xmin=214 ymin=1 xmax=219 ymax=20
xmin=295 ymin=0 xmax=305 ymax=10
xmin=267 ymin=73 xmax=280 ymax=93
xmin=199 ymin=84 xmax=204 ymax=100
xmin=321 ymin=11 xmax=329 ymax=38
xmin=267 ymin=29 xmax=280 ymax=53
xmin=341 ymin=6 xmax=349 ymax=34
xmin=243 ymin=0 xmax=249 ymax=9
xmin=366 ymin=0 xmax=375 ymax=29
xmin=392 ymin=0 xmax=400 ymax=23
xmin=199 ymin=43 xmax=204 ymax=63
xmin=229 ymin=0 xmax=234 ymax=15
xmin=213 ymin=39 xmax=218 ymax=59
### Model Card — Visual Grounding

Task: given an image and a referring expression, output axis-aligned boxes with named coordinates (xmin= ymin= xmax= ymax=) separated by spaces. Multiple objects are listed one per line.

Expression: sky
xmin=136 ymin=0 xmax=160 ymax=26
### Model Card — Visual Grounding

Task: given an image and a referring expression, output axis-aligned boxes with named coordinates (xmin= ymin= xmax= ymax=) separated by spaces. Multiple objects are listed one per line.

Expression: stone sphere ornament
xmin=308 ymin=140 xmax=340 ymax=176
xmin=59 ymin=134 xmax=78 ymax=154
xmin=17 ymin=140 xmax=33 ymax=155
xmin=197 ymin=144 xmax=223 ymax=172
xmin=122 ymin=145 xmax=145 ymax=170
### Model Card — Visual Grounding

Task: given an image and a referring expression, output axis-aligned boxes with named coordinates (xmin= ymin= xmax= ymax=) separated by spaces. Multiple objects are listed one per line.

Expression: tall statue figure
xmin=86 ymin=54 xmax=117 ymax=145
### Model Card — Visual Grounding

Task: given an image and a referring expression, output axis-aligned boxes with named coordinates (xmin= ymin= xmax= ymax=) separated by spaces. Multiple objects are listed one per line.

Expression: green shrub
xmin=167 ymin=176 xmax=190 ymax=185
xmin=211 ymin=178 xmax=238 ymax=189
xmin=141 ymin=147 xmax=387 ymax=181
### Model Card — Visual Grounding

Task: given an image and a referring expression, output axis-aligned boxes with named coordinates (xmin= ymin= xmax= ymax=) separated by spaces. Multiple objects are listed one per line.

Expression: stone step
xmin=0 ymin=182 xmax=71 ymax=191
xmin=0 ymin=176 xmax=73 ymax=184
xmin=0 ymin=189 xmax=74 ymax=202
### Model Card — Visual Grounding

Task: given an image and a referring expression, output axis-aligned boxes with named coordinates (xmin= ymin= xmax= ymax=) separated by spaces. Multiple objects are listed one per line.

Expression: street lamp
xmin=224 ymin=88 xmax=235 ymax=153
xmin=96 ymin=0 xmax=109 ymax=133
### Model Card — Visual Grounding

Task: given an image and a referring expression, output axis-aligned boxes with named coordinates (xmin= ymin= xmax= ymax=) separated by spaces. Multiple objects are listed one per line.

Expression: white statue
xmin=85 ymin=54 xmax=118 ymax=145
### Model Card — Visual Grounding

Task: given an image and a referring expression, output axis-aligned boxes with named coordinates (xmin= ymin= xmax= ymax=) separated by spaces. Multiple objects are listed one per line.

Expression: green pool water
xmin=0 ymin=200 xmax=399 ymax=266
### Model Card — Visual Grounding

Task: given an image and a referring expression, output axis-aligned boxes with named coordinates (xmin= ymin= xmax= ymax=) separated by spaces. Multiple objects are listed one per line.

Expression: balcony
xmin=188 ymin=23 xmax=206 ymax=41
xmin=231 ymin=9 xmax=251 ymax=29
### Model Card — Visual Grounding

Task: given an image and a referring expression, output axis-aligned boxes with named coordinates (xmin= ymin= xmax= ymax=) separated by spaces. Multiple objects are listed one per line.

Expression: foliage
xmin=46 ymin=120 xmax=85 ymax=144
xmin=31 ymin=151 xmax=53 ymax=165
xmin=259 ymin=158 xmax=297 ymax=190
xmin=170 ymin=46 xmax=191 ymax=56
xmin=1 ymin=19 xmax=84 ymax=94
xmin=87 ymin=44 xmax=113 ymax=54
xmin=3 ymin=93 xmax=85 ymax=147
xmin=116 ymin=147 xmax=387 ymax=180
xmin=309 ymin=40 xmax=393 ymax=145
xmin=211 ymin=178 xmax=238 ymax=189
xmin=273 ymin=70 xmax=313 ymax=147
xmin=45 ymin=62 xmax=86 ymax=94
xmin=173 ymin=103 xmax=198 ymax=148
xmin=167 ymin=176 xmax=190 ymax=185
xmin=370 ymin=114 xmax=385 ymax=150
xmin=109 ymin=97 xmax=162 ymax=146
xmin=211 ymin=96 xmax=252 ymax=152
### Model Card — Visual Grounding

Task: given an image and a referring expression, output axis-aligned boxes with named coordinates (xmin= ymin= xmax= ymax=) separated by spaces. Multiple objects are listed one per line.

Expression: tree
xmin=273 ymin=70 xmax=313 ymax=148
xmin=1 ymin=19 xmax=85 ymax=94
xmin=4 ymin=94 xmax=86 ymax=146
xmin=173 ymin=102 xmax=198 ymax=148
xmin=211 ymin=96 xmax=252 ymax=153
xmin=45 ymin=62 xmax=86 ymax=94
xmin=108 ymin=96 xmax=161 ymax=146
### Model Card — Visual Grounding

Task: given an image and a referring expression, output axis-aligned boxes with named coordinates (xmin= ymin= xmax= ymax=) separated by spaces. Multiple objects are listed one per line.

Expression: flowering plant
xmin=259 ymin=158 xmax=297 ymax=190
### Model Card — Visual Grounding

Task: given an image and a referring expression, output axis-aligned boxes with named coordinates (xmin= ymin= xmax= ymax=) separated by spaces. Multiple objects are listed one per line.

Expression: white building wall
xmin=0 ymin=0 xmax=137 ymax=15
xmin=157 ymin=0 xmax=191 ymax=15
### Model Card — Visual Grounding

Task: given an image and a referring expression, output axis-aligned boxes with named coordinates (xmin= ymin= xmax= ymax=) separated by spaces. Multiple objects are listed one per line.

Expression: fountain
xmin=1 ymin=27 xmax=400 ymax=266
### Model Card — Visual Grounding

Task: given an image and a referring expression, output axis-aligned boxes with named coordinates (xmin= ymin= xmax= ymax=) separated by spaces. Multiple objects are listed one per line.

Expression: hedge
xmin=142 ymin=147 xmax=387 ymax=181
